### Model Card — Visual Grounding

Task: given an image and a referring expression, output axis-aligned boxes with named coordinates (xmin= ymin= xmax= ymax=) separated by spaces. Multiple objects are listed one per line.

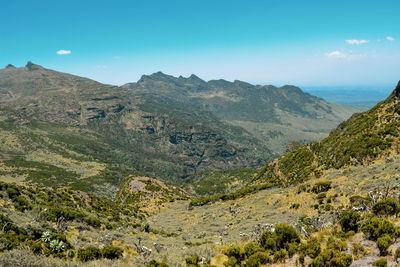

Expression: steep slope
xmin=123 ymin=72 xmax=361 ymax=154
xmin=256 ymin=81 xmax=400 ymax=186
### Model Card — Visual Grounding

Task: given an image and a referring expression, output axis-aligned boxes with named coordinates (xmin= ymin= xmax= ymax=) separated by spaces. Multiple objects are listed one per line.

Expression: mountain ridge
xmin=0 ymin=62 xmax=360 ymax=194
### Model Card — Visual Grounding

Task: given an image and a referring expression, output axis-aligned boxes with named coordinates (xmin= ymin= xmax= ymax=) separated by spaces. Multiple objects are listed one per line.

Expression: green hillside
xmin=256 ymin=81 xmax=400 ymax=186
xmin=0 ymin=63 xmax=358 ymax=194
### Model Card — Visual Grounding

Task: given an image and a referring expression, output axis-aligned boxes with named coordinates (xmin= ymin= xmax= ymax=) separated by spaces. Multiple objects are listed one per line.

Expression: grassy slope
xmin=256 ymin=85 xmax=400 ymax=186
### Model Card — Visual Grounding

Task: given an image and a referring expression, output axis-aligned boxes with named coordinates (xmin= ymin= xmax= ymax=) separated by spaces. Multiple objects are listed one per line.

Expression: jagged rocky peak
xmin=5 ymin=64 xmax=16 ymax=69
xmin=188 ymin=74 xmax=204 ymax=82
xmin=25 ymin=61 xmax=43 ymax=71
xmin=138 ymin=71 xmax=175 ymax=83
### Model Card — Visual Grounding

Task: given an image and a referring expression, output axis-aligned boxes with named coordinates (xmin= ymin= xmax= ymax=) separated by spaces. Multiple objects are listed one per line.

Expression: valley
xmin=0 ymin=63 xmax=399 ymax=267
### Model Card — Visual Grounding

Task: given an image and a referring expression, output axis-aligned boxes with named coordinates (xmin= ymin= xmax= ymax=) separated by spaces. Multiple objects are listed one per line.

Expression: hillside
xmin=123 ymin=72 xmax=361 ymax=154
xmin=0 ymin=82 xmax=399 ymax=266
xmin=255 ymin=81 xmax=400 ymax=186
xmin=0 ymin=63 xmax=272 ymax=194
xmin=0 ymin=63 xmax=358 ymax=195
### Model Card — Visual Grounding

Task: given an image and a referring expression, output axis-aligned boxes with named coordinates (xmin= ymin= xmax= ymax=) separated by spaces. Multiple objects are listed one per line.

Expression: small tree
xmin=372 ymin=198 xmax=400 ymax=217
xmin=339 ymin=210 xmax=361 ymax=232
xmin=376 ymin=234 xmax=393 ymax=256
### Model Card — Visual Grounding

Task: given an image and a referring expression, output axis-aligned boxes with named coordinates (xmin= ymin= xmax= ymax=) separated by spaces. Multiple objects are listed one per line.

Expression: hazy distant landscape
xmin=304 ymin=86 xmax=393 ymax=108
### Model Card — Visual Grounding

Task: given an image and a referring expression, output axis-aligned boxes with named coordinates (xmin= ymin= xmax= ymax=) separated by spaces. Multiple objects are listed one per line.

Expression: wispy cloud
xmin=386 ymin=36 xmax=395 ymax=41
xmin=56 ymin=50 xmax=72 ymax=55
xmin=345 ymin=39 xmax=369 ymax=45
xmin=325 ymin=50 xmax=347 ymax=59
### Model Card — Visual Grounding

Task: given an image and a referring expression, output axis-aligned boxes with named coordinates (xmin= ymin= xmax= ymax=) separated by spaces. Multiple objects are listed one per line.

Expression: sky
xmin=1 ymin=0 xmax=399 ymax=87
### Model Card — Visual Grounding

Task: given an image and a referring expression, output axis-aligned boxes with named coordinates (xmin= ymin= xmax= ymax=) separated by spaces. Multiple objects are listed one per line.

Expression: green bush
xmin=372 ymin=197 xmax=400 ymax=217
xmin=44 ymin=207 xmax=84 ymax=222
xmin=185 ymin=254 xmax=200 ymax=266
xmin=327 ymin=237 xmax=347 ymax=251
xmin=259 ymin=224 xmax=300 ymax=251
xmin=77 ymin=246 xmax=101 ymax=262
xmin=311 ymin=182 xmax=332 ymax=194
xmin=273 ymin=249 xmax=287 ymax=262
xmin=361 ymin=217 xmax=395 ymax=240
xmin=85 ymin=217 xmax=101 ymax=228
xmin=372 ymin=258 xmax=387 ymax=267
xmin=246 ymin=252 xmax=271 ymax=267
xmin=339 ymin=210 xmax=361 ymax=232
xmin=101 ymin=245 xmax=123 ymax=259
xmin=301 ymin=237 xmax=321 ymax=258
xmin=224 ymin=245 xmax=243 ymax=262
xmin=351 ymin=243 xmax=366 ymax=257
xmin=147 ymin=260 xmax=170 ymax=267
xmin=310 ymin=249 xmax=352 ymax=267
xmin=287 ymin=242 xmax=298 ymax=257
xmin=376 ymin=234 xmax=393 ymax=256
xmin=224 ymin=256 xmax=238 ymax=267
xmin=141 ymin=221 xmax=150 ymax=232
xmin=12 ymin=196 xmax=31 ymax=211
xmin=6 ymin=187 xmax=20 ymax=199
xmin=243 ymin=242 xmax=264 ymax=257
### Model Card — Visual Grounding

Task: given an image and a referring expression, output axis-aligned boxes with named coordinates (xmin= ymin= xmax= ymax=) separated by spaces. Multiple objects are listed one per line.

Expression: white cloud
xmin=346 ymin=39 xmax=369 ymax=45
xmin=325 ymin=50 xmax=347 ymax=59
xmin=56 ymin=50 xmax=72 ymax=55
xmin=386 ymin=36 xmax=395 ymax=41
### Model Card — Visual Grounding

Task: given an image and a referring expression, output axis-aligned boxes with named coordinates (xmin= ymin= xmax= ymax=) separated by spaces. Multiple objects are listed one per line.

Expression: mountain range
xmin=0 ymin=63 xmax=399 ymax=266
xmin=0 ymin=62 xmax=360 ymax=196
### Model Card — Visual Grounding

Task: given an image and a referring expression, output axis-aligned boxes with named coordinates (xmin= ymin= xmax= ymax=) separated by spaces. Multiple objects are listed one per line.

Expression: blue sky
xmin=1 ymin=0 xmax=399 ymax=87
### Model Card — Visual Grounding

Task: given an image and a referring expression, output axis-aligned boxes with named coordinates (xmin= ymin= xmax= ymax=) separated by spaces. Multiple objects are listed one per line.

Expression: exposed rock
xmin=25 ymin=61 xmax=43 ymax=71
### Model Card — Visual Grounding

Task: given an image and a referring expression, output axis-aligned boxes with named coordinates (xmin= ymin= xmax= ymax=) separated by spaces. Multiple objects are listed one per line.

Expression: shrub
xmin=85 ymin=217 xmax=101 ymax=228
xmin=273 ymin=249 xmax=287 ymax=262
xmin=287 ymin=242 xmax=298 ymax=257
xmin=246 ymin=252 xmax=271 ymax=267
xmin=6 ymin=187 xmax=20 ymax=199
xmin=361 ymin=217 xmax=395 ymax=240
xmin=376 ymin=234 xmax=393 ymax=256
xmin=224 ymin=256 xmax=238 ymax=267
xmin=224 ymin=245 xmax=243 ymax=262
xmin=372 ymin=197 xmax=400 ymax=217
xmin=243 ymin=242 xmax=264 ymax=257
xmin=101 ymin=246 xmax=123 ymax=259
xmin=141 ymin=221 xmax=150 ymax=232
xmin=372 ymin=258 xmax=387 ymax=267
xmin=310 ymin=249 xmax=352 ymax=267
xmin=352 ymin=243 xmax=366 ymax=257
xmin=311 ymin=182 xmax=332 ymax=193
xmin=44 ymin=207 xmax=83 ymax=222
xmin=12 ymin=196 xmax=31 ymax=211
xmin=339 ymin=210 xmax=360 ymax=232
xmin=77 ymin=246 xmax=101 ymax=262
xmin=274 ymin=224 xmax=300 ymax=249
xmin=185 ymin=254 xmax=200 ymax=266
xmin=301 ymin=237 xmax=321 ymax=258
xmin=147 ymin=260 xmax=170 ymax=267
xmin=327 ymin=237 xmax=347 ymax=251
xmin=260 ymin=224 xmax=300 ymax=252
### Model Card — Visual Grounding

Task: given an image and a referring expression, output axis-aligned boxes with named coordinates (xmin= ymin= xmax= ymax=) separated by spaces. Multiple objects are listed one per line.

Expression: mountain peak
xmin=25 ymin=61 xmax=43 ymax=71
